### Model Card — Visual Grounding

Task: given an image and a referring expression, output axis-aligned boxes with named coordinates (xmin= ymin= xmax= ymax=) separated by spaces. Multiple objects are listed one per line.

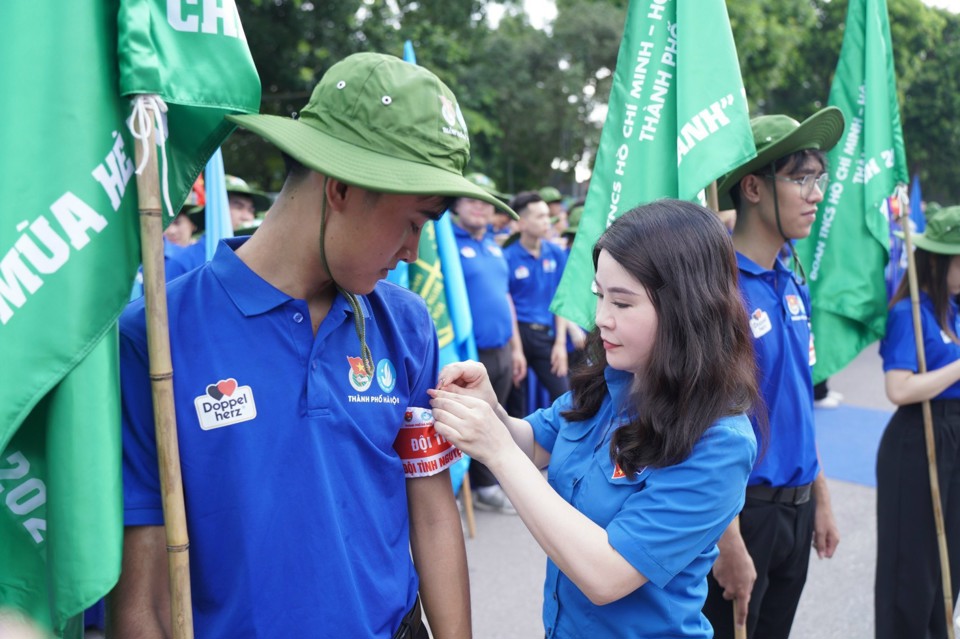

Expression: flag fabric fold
xmin=0 ymin=1 xmax=259 ymax=635
xmin=552 ymin=0 xmax=755 ymax=328
xmin=795 ymin=0 xmax=909 ymax=383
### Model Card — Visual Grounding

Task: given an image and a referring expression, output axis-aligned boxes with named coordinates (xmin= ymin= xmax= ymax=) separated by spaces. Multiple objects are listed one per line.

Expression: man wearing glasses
xmin=702 ymin=109 xmax=845 ymax=639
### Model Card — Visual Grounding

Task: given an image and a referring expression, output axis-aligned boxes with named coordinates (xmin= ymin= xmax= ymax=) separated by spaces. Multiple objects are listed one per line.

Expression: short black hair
xmin=508 ymin=191 xmax=543 ymax=216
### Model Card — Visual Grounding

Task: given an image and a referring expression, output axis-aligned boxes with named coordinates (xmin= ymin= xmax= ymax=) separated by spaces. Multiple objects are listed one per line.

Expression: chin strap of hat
xmin=768 ymin=166 xmax=807 ymax=285
xmin=318 ymin=176 xmax=375 ymax=377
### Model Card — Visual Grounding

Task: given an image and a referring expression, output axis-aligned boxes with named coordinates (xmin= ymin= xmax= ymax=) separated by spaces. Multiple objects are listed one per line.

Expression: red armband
xmin=394 ymin=407 xmax=462 ymax=478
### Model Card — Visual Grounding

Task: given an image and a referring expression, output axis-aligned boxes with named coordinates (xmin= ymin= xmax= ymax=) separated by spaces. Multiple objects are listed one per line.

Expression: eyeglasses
xmin=767 ymin=172 xmax=829 ymax=200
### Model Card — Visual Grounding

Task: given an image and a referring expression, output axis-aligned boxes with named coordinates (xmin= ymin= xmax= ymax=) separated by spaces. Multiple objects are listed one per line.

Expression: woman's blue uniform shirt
xmin=527 ymin=368 xmax=757 ymax=638
xmin=881 ymin=293 xmax=960 ymax=399
xmin=120 ymin=238 xmax=439 ymax=638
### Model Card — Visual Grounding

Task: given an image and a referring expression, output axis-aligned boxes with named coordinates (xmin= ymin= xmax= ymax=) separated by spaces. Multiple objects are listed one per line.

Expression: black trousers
xmin=469 ymin=344 xmax=514 ymax=489
xmin=506 ymin=323 xmax=569 ymax=418
xmin=704 ymin=496 xmax=815 ymax=639
xmin=875 ymin=402 xmax=960 ymax=639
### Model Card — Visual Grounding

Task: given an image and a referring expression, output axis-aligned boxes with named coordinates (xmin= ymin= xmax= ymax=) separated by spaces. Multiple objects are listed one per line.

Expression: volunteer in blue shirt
xmin=504 ymin=191 xmax=571 ymax=416
xmin=111 ymin=53 xmax=517 ymax=639
xmin=877 ymin=205 xmax=960 ymax=639
xmin=704 ymin=109 xmax=843 ymax=639
xmin=430 ymin=200 xmax=760 ymax=638
xmin=452 ymin=174 xmax=527 ymax=514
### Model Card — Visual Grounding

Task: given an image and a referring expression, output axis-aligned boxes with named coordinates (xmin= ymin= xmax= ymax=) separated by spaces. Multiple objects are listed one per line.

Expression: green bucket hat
xmin=227 ymin=52 xmax=517 ymax=218
xmin=539 ymin=186 xmax=563 ymax=204
xmin=564 ymin=202 xmax=584 ymax=235
xmin=716 ymin=106 xmax=845 ymax=210
xmin=897 ymin=205 xmax=960 ymax=255
xmin=225 ymin=175 xmax=272 ymax=212
xmin=465 ymin=172 xmax=509 ymax=201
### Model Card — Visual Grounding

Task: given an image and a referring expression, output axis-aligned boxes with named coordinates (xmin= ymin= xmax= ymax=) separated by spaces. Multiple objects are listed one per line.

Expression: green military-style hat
xmin=897 ymin=205 xmax=960 ymax=255
xmin=565 ymin=202 xmax=584 ymax=235
xmin=225 ymin=175 xmax=272 ymax=212
xmin=716 ymin=107 xmax=845 ymax=210
xmin=465 ymin=172 xmax=509 ymax=201
xmin=227 ymin=52 xmax=517 ymax=219
xmin=539 ymin=186 xmax=563 ymax=204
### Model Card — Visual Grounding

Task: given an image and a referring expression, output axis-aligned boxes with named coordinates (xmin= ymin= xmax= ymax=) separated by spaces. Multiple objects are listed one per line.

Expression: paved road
xmin=463 ymin=346 xmax=893 ymax=638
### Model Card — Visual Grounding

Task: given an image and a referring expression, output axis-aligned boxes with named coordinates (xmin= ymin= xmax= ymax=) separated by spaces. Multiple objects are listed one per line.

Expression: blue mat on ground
xmin=814 ymin=404 xmax=892 ymax=488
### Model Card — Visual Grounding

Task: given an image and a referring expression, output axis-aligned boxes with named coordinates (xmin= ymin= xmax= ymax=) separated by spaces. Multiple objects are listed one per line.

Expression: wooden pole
xmin=897 ymin=191 xmax=955 ymax=638
xmin=131 ymin=101 xmax=194 ymax=639
xmin=461 ymin=474 xmax=477 ymax=539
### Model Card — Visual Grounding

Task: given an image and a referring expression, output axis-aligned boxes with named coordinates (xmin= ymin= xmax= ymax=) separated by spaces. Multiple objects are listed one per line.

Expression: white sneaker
xmin=473 ymin=485 xmax=518 ymax=515
xmin=814 ymin=390 xmax=843 ymax=409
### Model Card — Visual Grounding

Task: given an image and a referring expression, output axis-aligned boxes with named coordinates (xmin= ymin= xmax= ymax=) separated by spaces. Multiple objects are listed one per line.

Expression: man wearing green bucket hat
xmin=703 ymin=107 xmax=844 ymax=639
xmin=114 ymin=53 xmax=515 ymax=638
xmin=877 ymin=205 xmax=960 ymax=638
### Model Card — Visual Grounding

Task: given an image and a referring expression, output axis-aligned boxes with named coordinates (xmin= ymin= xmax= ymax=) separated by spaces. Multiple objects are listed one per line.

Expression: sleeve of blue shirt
xmin=606 ymin=417 xmax=757 ymax=589
xmin=527 ymin=391 xmax=576 ymax=453
xmin=119 ymin=302 xmax=166 ymax=526
xmin=881 ymin=300 xmax=922 ymax=373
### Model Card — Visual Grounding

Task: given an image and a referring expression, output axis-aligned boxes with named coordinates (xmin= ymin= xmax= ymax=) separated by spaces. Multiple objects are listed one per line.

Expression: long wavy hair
xmin=889 ymin=248 xmax=960 ymax=344
xmin=562 ymin=199 xmax=764 ymax=473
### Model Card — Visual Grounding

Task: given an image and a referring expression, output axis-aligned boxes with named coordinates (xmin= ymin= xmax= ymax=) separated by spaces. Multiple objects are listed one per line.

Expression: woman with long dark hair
xmin=430 ymin=199 xmax=762 ymax=638
xmin=876 ymin=205 xmax=960 ymax=639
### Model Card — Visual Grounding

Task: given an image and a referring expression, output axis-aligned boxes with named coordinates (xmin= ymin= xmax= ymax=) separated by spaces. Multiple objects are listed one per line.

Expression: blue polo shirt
xmin=453 ymin=224 xmax=513 ymax=350
xmin=119 ymin=238 xmax=439 ymax=638
xmin=881 ymin=293 xmax=960 ymax=399
xmin=528 ymin=368 xmax=757 ymax=638
xmin=737 ymin=253 xmax=819 ymax=488
xmin=504 ymin=239 xmax=567 ymax=326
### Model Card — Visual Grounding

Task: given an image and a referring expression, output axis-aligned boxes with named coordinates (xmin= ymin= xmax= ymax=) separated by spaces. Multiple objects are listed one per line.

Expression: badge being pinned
xmin=194 ymin=378 xmax=257 ymax=430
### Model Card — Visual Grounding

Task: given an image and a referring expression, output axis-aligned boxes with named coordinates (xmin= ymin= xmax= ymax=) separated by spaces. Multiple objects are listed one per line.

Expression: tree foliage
xmin=226 ymin=0 xmax=960 ymax=205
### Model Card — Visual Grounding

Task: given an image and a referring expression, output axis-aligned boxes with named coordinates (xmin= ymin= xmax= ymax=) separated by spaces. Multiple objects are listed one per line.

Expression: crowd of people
xmin=97 ymin=51 xmax=958 ymax=639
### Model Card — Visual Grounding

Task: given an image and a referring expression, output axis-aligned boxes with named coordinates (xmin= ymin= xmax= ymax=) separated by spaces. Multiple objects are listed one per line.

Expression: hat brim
xmin=228 ymin=189 xmax=272 ymax=212
xmin=227 ymin=114 xmax=518 ymax=219
xmin=894 ymin=230 xmax=960 ymax=255
xmin=717 ymin=106 xmax=845 ymax=210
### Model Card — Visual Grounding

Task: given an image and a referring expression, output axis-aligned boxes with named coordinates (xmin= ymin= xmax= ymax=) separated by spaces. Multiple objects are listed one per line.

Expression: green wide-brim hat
xmin=896 ymin=205 xmax=960 ymax=255
xmin=539 ymin=186 xmax=563 ymax=204
xmin=227 ymin=52 xmax=517 ymax=219
xmin=716 ymin=106 xmax=845 ymax=210
xmin=225 ymin=175 xmax=272 ymax=212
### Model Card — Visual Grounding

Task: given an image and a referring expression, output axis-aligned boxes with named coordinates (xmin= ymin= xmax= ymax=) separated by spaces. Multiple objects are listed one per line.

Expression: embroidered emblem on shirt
xmin=612 ymin=463 xmax=626 ymax=479
xmin=514 ymin=265 xmax=530 ymax=279
xmin=489 ymin=245 xmax=503 ymax=257
xmin=376 ymin=359 xmax=397 ymax=393
xmin=347 ymin=356 xmax=373 ymax=392
xmin=786 ymin=294 xmax=804 ymax=316
xmin=942 ymin=330 xmax=952 ymax=344
xmin=543 ymin=258 xmax=557 ymax=273
xmin=460 ymin=246 xmax=477 ymax=259
xmin=749 ymin=308 xmax=773 ymax=338
xmin=194 ymin=378 xmax=257 ymax=430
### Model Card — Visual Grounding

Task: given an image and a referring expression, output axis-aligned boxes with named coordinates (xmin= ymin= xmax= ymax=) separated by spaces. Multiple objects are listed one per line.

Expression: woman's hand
xmin=436 ymin=360 xmax=498 ymax=409
xmin=429 ymin=389 xmax=515 ymax=466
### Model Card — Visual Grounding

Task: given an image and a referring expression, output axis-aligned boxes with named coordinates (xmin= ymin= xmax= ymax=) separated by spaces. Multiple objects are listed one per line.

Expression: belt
xmin=522 ymin=322 xmax=552 ymax=333
xmin=391 ymin=595 xmax=422 ymax=639
xmin=746 ymin=482 xmax=812 ymax=505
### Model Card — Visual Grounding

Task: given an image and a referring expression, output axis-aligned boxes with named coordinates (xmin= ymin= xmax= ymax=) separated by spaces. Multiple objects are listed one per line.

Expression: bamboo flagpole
xmin=895 ymin=188 xmax=955 ymax=638
xmin=129 ymin=96 xmax=194 ymax=639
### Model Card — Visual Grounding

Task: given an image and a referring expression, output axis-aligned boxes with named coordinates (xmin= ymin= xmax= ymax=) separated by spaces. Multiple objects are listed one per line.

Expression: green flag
xmin=795 ymin=0 xmax=908 ymax=383
xmin=409 ymin=222 xmax=457 ymax=355
xmin=0 ymin=1 xmax=259 ymax=635
xmin=552 ymin=0 xmax=755 ymax=328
